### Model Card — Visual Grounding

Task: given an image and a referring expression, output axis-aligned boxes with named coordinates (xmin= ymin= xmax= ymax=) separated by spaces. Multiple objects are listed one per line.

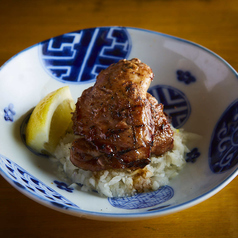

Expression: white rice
xmin=53 ymin=128 xmax=192 ymax=197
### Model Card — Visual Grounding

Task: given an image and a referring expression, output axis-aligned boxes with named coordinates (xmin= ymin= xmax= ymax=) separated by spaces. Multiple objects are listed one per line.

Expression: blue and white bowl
xmin=0 ymin=27 xmax=237 ymax=221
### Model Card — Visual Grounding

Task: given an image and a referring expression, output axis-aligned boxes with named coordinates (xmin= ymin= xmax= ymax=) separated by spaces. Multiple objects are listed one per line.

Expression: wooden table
xmin=0 ymin=0 xmax=237 ymax=237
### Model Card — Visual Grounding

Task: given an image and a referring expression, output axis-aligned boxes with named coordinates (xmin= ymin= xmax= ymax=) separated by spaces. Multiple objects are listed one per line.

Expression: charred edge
xmin=127 ymin=158 xmax=151 ymax=169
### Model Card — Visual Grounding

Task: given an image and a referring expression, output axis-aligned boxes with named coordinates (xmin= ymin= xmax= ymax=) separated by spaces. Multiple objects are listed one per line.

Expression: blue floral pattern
xmin=4 ymin=103 xmax=15 ymax=122
xmin=186 ymin=148 xmax=200 ymax=163
xmin=176 ymin=70 xmax=196 ymax=84
xmin=54 ymin=181 xmax=74 ymax=193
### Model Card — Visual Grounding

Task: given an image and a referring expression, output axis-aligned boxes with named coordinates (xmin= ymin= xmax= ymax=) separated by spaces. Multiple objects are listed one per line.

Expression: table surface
xmin=0 ymin=0 xmax=237 ymax=237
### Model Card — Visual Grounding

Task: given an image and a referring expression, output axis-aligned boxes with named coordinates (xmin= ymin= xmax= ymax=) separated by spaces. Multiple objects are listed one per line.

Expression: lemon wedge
xmin=25 ymin=86 xmax=75 ymax=155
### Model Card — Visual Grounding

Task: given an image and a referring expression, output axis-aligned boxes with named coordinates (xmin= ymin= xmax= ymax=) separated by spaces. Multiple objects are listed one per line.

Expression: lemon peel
xmin=25 ymin=86 xmax=75 ymax=155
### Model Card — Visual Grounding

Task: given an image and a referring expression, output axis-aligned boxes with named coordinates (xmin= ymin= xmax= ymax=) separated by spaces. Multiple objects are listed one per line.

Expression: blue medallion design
xmin=4 ymin=103 xmax=15 ymax=122
xmin=148 ymin=85 xmax=191 ymax=128
xmin=0 ymin=154 xmax=79 ymax=208
xmin=40 ymin=27 xmax=131 ymax=83
xmin=186 ymin=148 xmax=200 ymax=163
xmin=176 ymin=70 xmax=196 ymax=84
xmin=108 ymin=186 xmax=174 ymax=209
xmin=209 ymin=99 xmax=238 ymax=173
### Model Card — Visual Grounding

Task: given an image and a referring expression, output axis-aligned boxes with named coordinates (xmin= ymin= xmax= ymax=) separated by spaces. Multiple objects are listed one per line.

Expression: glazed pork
xmin=70 ymin=58 xmax=174 ymax=171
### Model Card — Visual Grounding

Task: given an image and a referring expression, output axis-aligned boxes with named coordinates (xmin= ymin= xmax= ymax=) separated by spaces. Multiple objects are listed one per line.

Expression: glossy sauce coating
xmin=70 ymin=58 xmax=174 ymax=171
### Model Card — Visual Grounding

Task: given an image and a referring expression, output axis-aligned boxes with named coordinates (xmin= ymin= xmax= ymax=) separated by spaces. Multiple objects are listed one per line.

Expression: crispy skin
xmin=70 ymin=58 xmax=174 ymax=171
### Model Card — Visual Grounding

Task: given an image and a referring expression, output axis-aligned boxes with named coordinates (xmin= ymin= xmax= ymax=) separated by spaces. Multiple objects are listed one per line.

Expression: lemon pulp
xmin=25 ymin=86 xmax=75 ymax=155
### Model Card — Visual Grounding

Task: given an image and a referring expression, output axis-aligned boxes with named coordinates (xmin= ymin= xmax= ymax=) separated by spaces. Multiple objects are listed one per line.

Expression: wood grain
xmin=0 ymin=0 xmax=237 ymax=237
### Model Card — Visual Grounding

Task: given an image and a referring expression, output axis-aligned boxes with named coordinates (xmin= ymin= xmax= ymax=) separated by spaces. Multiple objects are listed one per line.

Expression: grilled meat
xmin=70 ymin=58 xmax=174 ymax=171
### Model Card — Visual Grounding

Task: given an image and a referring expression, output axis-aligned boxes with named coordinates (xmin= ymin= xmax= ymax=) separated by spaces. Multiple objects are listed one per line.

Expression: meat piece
xmin=70 ymin=58 xmax=174 ymax=171
xmin=147 ymin=93 xmax=174 ymax=155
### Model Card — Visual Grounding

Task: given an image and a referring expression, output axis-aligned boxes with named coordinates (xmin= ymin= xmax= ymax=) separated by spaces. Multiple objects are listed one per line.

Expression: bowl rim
xmin=1 ymin=26 xmax=238 ymax=80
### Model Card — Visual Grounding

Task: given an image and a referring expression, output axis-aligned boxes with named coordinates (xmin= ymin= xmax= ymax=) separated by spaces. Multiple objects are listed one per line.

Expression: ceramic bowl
xmin=0 ymin=27 xmax=237 ymax=221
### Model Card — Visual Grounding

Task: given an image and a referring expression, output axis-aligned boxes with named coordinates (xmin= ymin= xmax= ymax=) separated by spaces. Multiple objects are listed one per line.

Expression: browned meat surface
xmin=70 ymin=58 xmax=174 ymax=171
